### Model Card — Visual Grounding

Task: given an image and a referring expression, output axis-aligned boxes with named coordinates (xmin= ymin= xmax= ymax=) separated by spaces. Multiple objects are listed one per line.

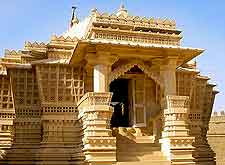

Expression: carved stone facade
xmin=0 ymin=5 xmax=217 ymax=165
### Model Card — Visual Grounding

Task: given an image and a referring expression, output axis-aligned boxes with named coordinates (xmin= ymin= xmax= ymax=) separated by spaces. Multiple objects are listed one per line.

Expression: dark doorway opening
xmin=110 ymin=79 xmax=129 ymax=127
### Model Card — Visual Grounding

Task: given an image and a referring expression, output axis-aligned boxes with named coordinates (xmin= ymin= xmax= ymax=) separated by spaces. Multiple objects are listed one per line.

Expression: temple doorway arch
xmin=109 ymin=64 xmax=162 ymax=129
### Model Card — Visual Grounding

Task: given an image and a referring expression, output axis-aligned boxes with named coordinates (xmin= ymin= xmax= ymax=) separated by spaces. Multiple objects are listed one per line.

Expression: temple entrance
xmin=109 ymin=78 xmax=147 ymax=128
xmin=109 ymin=65 xmax=162 ymax=132
xmin=110 ymin=79 xmax=129 ymax=127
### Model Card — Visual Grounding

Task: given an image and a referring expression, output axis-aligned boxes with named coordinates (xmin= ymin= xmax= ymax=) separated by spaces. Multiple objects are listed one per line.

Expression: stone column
xmin=160 ymin=96 xmax=195 ymax=164
xmin=77 ymin=92 xmax=116 ymax=165
xmin=94 ymin=64 xmax=110 ymax=92
xmin=160 ymin=58 xmax=177 ymax=96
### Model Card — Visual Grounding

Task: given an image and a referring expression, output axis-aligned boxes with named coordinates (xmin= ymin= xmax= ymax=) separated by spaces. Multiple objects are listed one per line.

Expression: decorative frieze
xmin=94 ymin=31 xmax=180 ymax=46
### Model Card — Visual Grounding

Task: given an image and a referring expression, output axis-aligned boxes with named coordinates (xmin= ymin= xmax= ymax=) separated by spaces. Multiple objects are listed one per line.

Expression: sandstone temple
xmin=0 ymin=5 xmax=219 ymax=165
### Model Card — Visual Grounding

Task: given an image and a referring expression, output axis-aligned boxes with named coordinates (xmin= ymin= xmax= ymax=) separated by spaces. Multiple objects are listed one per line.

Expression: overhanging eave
xmin=69 ymin=39 xmax=204 ymax=67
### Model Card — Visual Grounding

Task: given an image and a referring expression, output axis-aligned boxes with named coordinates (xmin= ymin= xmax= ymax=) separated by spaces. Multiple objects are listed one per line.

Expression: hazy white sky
xmin=0 ymin=0 xmax=224 ymax=111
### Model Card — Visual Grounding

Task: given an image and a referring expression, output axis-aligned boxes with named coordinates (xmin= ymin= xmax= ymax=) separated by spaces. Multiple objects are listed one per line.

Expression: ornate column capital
xmin=160 ymin=57 xmax=177 ymax=71
xmin=85 ymin=51 xmax=119 ymax=66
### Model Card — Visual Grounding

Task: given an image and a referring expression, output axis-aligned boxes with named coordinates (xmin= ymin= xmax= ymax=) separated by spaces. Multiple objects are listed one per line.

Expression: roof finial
xmin=120 ymin=2 xmax=125 ymax=10
xmin=117 ymin=2 xmax=128 ymax=17
xmin=70 ymin=6 xmax=79 ymax=28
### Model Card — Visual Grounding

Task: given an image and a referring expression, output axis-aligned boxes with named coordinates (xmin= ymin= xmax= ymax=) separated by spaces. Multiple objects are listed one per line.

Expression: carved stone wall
xmin=35 ymin=64 xmax=85 ymax=164
xmin=176 ymin=69 xmax=217 ymax=164
xmin=0 ymin=75 xmax=14 ymax=160
xmin=0 ymin=68 xmax=42 ymax=164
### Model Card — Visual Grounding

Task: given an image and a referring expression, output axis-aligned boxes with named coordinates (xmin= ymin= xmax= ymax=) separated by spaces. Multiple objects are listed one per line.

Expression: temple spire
xmin=70 ymin=6 xmax=79 ymax=28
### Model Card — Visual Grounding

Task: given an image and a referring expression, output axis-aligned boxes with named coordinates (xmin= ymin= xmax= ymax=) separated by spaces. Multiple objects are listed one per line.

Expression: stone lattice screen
xmin=36 ymin=64 xmax=84 ymax=105
xmin=0 ymin=75 xmax=15 ymax=129
xmin=176 ymin=71 xmax=195 ymax=99
xmin=9 ymin=68 xmax=40 ymax=118
xmin=9 ymin=68 xmax=40 ymax=106
xmin=8 ymin=68 xmax=41 ymax=144
xmin=0 ymin=75 xmax=15 ymax=157
xmin=176 ymin=71 xmax=214 ymax=113
xmin=0 ymin=76 xmax=14 ymax=110
xmin=176 ymin=70 xmax=215 ymax=130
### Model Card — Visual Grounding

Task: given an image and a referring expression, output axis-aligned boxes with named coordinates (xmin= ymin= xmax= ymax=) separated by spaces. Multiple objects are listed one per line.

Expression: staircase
xmin=114 ymin=128 xmax=170 ymax=165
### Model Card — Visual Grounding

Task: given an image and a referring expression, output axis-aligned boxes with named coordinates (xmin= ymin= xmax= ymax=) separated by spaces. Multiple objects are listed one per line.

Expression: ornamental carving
xmin=109 ymin=60 xmax=163 ymax=88
xmin=93 ymin=9 xmax=176 ymax=30
xmin=166 ymin=95 xmax=190 ymax=109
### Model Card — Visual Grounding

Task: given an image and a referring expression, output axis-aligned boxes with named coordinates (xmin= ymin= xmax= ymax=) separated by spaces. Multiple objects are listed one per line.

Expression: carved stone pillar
xmin=160 ymin=96 xmax=195 ymax=164
xmin=94 ymin=64 xmax=110 ymax=92
xmin=77 ymin=92 xmax=116 ymax=165
xmin=160 ymin=58 xmax=177 ymax=95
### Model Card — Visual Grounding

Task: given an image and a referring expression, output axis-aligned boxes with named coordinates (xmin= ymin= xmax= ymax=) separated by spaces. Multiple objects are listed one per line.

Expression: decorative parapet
xmin=88 ymin=7 xmax=181 ymax=46
xmin=208 ymin=111 xmax=225 ymax=135
xmin=50 ymin=35 xmax=78 ymax=44
xmin=211 ymin=110 xmax=225 ymax=116
xmin=47 ymin=35 xmax=79 ymax=59
xmin=77 ymin=92 xmax=116 ymax=165
xmin=24 ymin=41 xmax=47 ymax=51
xmin=4 ymin=49 xmax=22 ymax=56
xmin=2 ymin=49 xmax=46 ymax=64
xmin=92 ymin=9 xmax=177 ymax=30
xmin=210 ymin=112 xmax=225 ymax=123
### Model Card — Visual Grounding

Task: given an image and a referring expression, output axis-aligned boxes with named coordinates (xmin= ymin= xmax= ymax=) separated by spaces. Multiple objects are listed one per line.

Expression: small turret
xmin=70 ymin=6 xmax=79 ymax=28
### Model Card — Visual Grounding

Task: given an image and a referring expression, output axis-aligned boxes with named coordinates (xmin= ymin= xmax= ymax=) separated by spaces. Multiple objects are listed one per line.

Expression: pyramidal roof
xmin=64 ymin=12 xmax=92 ymax=39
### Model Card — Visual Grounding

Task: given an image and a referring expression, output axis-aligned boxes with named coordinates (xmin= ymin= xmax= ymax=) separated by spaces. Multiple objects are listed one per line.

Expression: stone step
xmin=0 ymin=160 xmax=85 ymax=165
xmin=117 ymin=160 xmax=171 ymax=165
xmin=117 ymin=146 xmax=161 ymax=152
xmin=117 ymin=153 xmax=167 ymax=161
xmin=117 ymin=137 xmax=168 ymax=162
xmin=118 ymin=151 xmax=165 ymax=156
